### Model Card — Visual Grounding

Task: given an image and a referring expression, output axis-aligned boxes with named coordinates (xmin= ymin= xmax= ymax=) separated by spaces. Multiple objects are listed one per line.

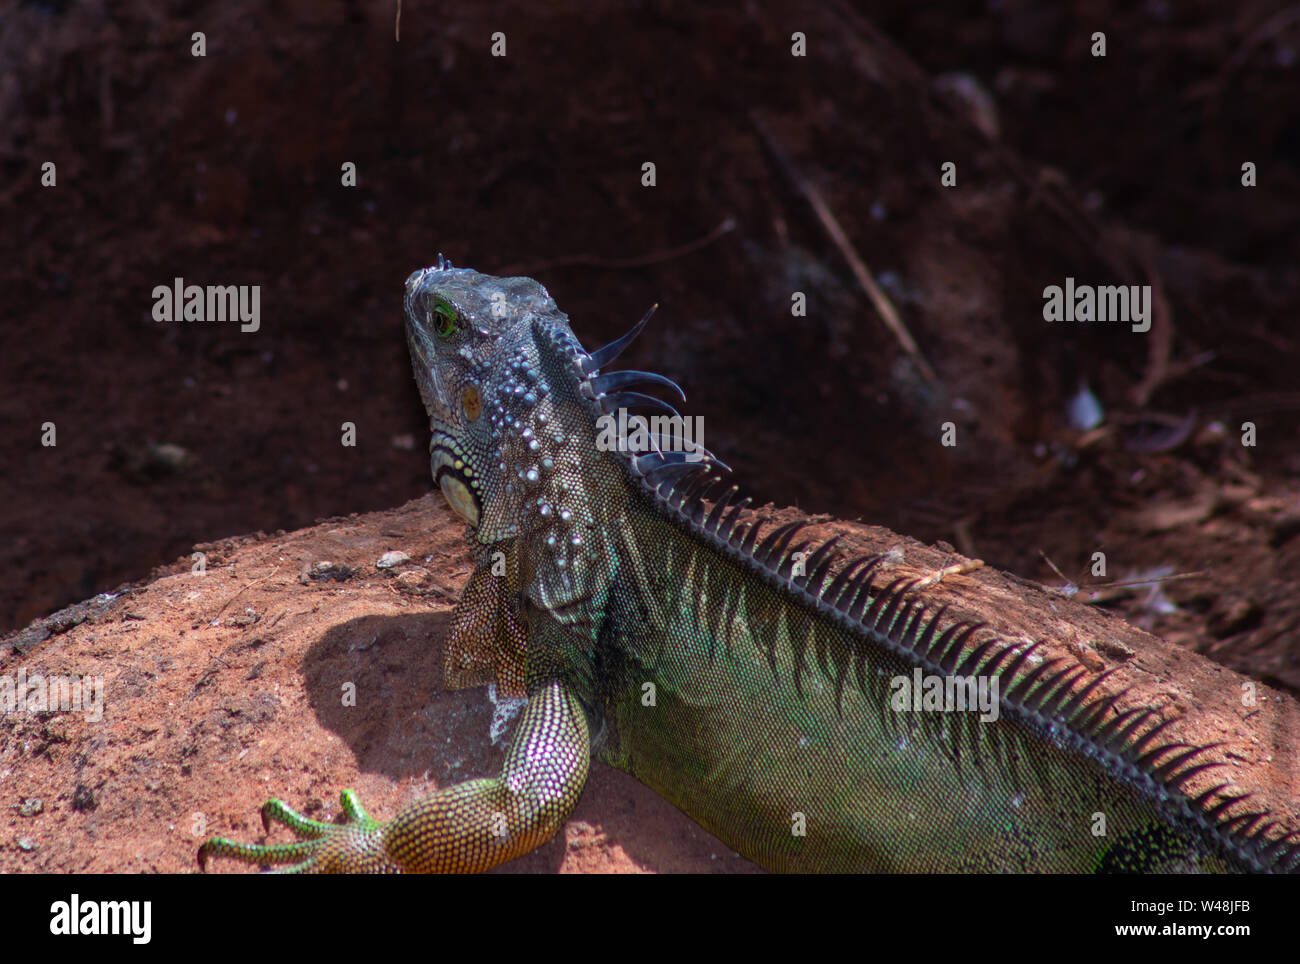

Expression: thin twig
xmin=749 ymin=111 xmax=939 ymax=389
xmin=494 ymin=218 xmax=735 ymax=276
xmin=210 ymin=564 xmax=283 ymax=622
xmin=1039 ymin=548 xmax=1206 ymax=602
xmin=1088 ymin=571 xmax=1207 ymax=591
xmin=1038 ymin=550 xmax=1075 ymax=588
xmin=912 ymin=558 xmax=984 ymax=590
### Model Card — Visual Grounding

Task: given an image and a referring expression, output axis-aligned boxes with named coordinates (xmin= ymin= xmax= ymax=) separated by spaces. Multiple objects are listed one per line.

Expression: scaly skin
xmin=199 ymin=263 xmax=1299 ymax=873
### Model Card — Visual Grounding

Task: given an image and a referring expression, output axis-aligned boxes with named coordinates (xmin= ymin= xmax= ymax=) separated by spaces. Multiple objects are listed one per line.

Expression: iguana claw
xmin=198 ymin=789 xmax=394 ymax=873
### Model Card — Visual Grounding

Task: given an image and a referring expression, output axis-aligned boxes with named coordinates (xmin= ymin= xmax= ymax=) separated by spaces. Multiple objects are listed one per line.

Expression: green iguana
xmin=199 ymin=260 xmax=1300 ymax=873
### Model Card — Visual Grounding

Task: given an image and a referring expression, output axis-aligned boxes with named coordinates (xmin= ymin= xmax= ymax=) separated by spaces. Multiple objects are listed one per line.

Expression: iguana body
xmin=200 ymin=263 xmax=1299 ymax=873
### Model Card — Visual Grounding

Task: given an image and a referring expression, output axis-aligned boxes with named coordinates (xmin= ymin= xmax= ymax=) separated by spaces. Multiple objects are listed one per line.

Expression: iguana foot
xmin=198 ymin=790 xmax=397 ymax=873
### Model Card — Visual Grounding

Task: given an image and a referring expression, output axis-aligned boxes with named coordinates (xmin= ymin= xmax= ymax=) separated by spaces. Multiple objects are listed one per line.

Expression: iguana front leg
xmin=198 ymin=678 xmax=589 ymax=873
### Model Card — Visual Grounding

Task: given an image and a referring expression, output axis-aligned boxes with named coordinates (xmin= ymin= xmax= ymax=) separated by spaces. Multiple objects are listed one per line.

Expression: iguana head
xmin=406 ymin=261 xmax=720 ymax=548
xmin=404 ymin=262 xmax=577 ymax=542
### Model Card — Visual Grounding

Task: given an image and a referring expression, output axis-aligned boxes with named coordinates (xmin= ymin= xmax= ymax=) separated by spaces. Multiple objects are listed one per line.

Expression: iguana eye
xmin=432 ymin=297 xmax=458 ymax=339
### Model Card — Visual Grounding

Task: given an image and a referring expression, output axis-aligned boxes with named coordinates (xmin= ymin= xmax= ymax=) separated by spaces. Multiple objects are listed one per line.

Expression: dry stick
xmin=1038 ymin=549 xmax=1205 ymax=602
xmin=1038 ymin=550 xmax=1075 ymax=589
xmin=1081 ymin=571 xmax=1208 ymax=606
xmin=395 ymin=0 xmax=401 ymax=42
xmin=911 ymin=558 xmax=985 ymax=590
xmin=748 ymin=112 xmax=939 ymax=390
xmin=210 ymin=564 xmax=283 ymax=623
xmin=494 ymin=218 xmax=736 ymax=276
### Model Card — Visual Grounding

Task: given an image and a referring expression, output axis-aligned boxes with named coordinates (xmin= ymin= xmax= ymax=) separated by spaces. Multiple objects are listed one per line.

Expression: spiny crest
xmin=566 ymin=304 xmax=730 ymax=483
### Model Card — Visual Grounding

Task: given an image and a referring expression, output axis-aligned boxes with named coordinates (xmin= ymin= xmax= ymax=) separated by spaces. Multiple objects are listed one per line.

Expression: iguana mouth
xmin=405 ymin=318 xmax=448 ymax=416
